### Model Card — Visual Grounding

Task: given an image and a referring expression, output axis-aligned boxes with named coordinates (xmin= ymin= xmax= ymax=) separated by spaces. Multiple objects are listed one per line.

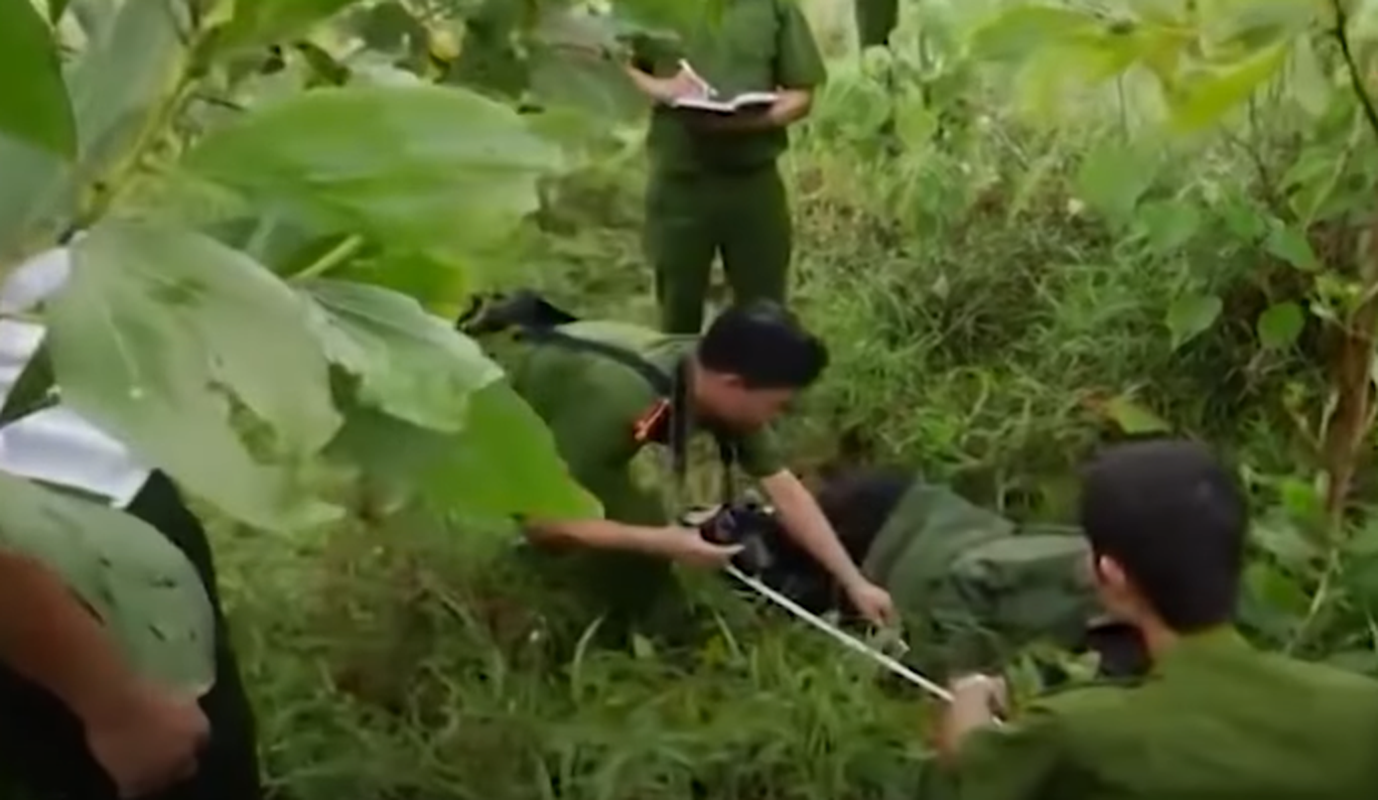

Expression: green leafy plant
xmin=0 ymin=0 xmax=718 ymax=689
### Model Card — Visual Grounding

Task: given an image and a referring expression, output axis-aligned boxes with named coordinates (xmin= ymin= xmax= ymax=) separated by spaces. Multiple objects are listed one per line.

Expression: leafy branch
xmin=1331 ymin=0 xmax=1378 ymax=143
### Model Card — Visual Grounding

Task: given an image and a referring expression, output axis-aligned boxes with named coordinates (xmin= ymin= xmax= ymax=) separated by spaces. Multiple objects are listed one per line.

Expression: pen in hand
xmin=677 ymin=59 xmax=717 ymax=98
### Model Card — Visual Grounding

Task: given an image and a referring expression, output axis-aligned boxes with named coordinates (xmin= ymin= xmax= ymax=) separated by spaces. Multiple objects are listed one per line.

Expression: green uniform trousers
xmin=644 ymin=165 xmax=792 ymax=334
xmin=515 ymin=475 xmax=694 ymax=648
xmin=854 ymin=0 xmax=899 ymax=49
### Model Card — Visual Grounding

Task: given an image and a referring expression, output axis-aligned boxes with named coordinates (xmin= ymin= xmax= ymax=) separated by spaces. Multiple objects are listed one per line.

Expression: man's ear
xmin=1095 ymin=554 xmax=1128 ymax=590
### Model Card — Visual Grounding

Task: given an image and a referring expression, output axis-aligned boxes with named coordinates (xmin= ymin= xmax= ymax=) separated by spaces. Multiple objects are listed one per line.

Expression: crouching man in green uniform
xmin=934 ymin=440 xmax=1378 ymax=799
xmin=469 ymin=297 xmax=894 ymax=636
xmin=624 ymin=0 xmax=826 ymax=334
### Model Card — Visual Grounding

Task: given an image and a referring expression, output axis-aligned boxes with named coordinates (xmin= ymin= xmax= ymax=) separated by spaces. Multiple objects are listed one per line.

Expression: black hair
xmin=814 ymin=466 xmax=913 ymax=562
xmin=745 ymin=465 xmax=908 ymax=616
xmin=1079 ymin=439 xmax=1246 ymax=633
xmin=697 ymin=301 xmax=828 ymax=390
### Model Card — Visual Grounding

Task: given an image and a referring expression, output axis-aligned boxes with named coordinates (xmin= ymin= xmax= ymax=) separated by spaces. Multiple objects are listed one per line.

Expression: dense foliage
xmin=3 ymin=0 xmax=1378 ymax=797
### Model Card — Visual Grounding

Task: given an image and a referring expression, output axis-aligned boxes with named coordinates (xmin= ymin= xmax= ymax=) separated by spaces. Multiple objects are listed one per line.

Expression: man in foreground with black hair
xmin=932 ymin=440 xmax=1378 ymax=799
xmin=471 ymin=297 xmax=894 ymax=633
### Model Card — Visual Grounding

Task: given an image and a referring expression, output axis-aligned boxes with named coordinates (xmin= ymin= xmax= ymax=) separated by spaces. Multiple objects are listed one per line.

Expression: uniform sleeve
xmin=944 ymin=709 xmax=1063 ymax=800
xmin=737 ymin=425 xmax=785 ymax=478
xmin=540 ymin=395 xmax=645 ymax=516
xmin=774 ymin=1 xmax=827 ymax=89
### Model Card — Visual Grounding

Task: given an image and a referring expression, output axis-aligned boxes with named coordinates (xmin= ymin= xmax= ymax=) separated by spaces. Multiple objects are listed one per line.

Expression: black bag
xmin=457 ymin=291 xmax=742 ymax=506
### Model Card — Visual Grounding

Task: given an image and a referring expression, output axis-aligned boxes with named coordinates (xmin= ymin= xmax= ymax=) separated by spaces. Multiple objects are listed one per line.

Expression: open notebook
xmin=670 ymin=91 xmax=778 ymax=115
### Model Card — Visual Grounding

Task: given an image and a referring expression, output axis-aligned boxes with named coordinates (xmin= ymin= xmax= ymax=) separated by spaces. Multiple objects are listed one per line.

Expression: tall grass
xmin=220 ymin=8 xmax=1374 ymax=797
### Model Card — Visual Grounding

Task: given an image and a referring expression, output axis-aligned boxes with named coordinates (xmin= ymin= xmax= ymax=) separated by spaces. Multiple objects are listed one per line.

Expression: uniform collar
xmin=1151 ymin=625 xmax=1251 ymax=677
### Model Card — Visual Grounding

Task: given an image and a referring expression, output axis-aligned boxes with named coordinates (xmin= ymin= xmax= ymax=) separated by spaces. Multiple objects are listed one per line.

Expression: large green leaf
xmin=327 ymin=382 xmax=601 ymax=521
xmin=45 ymin=224 xmax=341 ymax=530
xmin=1265 ymin=222 xmax=1320 ymax=271
xmin=182 ymin=85 xmax=563 ymax=257
xmin=1166 ymin=292 xmax=1222 ymax=350
xmin=1075 ymin=141 xmax=1159 ymax=221
xmin=528 ymin=44 xmax=646 ymax=121
xmin=968 ymin=5 xmax=1102 ymax=62
xmin=1134 ymin=199 xmax=1202 ymax=253
xmin=215 ymin=0 xmax=359 ymax=51
xmin=0 ymin=0 xmax=76 ymax=159
xmin=66 ymin=0 xmax=189 ymax=176
xmin=48 ymin=0 xmax=72 ymax=23
xmin=331 ymin=248 xmax=472 ymax=318
xmin=0 ymin=473 xmax=215 ymax=694
xmin=1166 ymin=43 xmax=1288 ymax=132
xmin=0 ymin=0 xmax=188 ymax=257
xmin=301 ymin=278 xmax=501 ymax=432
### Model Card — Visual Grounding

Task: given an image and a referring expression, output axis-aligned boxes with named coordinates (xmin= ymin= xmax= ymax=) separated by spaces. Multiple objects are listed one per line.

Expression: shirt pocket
xmin=720 ymin=3 xmax=780 ymax=88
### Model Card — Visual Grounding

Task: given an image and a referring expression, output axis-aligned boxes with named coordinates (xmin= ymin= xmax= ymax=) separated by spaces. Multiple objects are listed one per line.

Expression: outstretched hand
xmin=845 ymin=578 xmax=897 ymax=627
xmin=82 ymin=679 xmax=208 ymax=798
xmin=657 ymin=525 xmax=743 ymax=568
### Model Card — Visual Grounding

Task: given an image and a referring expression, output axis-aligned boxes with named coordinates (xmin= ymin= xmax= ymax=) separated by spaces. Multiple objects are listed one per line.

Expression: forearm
xmin=767 ymin=88 xmax=813 ymax=126
xmin=623 ymin=64 xmax=664 ymax=103
xmin=526 ymin=518 xmax=667 ymax=556
xmin=936 ymin=701 xmax=999 ymax=765
xmin=761 ymin=472 xmax=866 ymax=587
xmin=0 ymin=550 xmax=139 ymax=721
xmin=715 ymin=89 xmax=813 ymax=132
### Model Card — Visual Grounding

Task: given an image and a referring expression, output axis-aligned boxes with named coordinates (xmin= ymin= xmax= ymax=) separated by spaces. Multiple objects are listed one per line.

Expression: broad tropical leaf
xmin=0 ymin=472 xmax=215 ymax=693
xmin=45 ymin=225 xmax=340 ymax=530
xmin=302 ymin=278 xmax=502 ymax=432
xmin=328 ymin=382 xmax=601 ymax=521
xmin=1075 ymin=141 xmax=1159 ymax=221
xmin=1165 ymin=43 xmax=1289 ymax=132
xmin=1166 ymin=292 xmax=1223 ymax=349
xmin=0 ymin=0 xmax=189 ymax=257
xmin=66 ymin=0 xmax=189 ymax=175
xmin=183 ymin=85 xmax=564 ymax=257
xmin=0 ymin=0 xmax=76 ymax=159
xmin=968 ymin=5 xmax=1102 ymax=62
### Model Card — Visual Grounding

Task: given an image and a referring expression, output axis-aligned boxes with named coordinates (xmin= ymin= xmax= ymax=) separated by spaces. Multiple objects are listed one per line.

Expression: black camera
xmin=692 ymin=500 xmax=781 ymax=576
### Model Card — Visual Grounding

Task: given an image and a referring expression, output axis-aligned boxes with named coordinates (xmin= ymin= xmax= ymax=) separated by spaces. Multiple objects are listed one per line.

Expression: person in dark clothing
xmin=0 ymin=471 xmax=262 ymax=800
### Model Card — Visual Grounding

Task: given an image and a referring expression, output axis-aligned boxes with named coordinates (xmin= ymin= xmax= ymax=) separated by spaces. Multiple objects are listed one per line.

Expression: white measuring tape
xmin=723 ymin=563 xmax=955 ymax=703
xmin=724 ymin=565 xmax=1009 ymax=726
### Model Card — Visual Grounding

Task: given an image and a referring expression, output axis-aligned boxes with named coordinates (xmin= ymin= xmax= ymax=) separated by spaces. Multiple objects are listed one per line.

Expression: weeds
xmin=217 ymin=5 xmax=1378 ymax=798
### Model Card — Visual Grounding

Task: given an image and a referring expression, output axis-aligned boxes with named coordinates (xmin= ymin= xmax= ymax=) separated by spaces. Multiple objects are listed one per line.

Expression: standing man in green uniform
xmin=933 ymin=440 xmax=1378 ymax=799
xmin=624 ymin=1 xmax=827 ymax=334
xmin=483 ymin=299 xmax=894 ymax=634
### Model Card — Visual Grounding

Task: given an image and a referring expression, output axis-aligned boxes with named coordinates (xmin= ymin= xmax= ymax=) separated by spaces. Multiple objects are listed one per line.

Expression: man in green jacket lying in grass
xmin=704 ymin=465 xmax=1146 ymax=680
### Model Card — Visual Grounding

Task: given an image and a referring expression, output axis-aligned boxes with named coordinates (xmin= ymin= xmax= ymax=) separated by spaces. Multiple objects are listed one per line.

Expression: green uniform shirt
xmin=947 ymin=628 xmax=1378 ymax=800
xmin=636 ymin=0 xmax=827 ymax=175
xmin=504 ymin=320 xmax=784 ymax=522
xmin=862 ymin=479 xmax=1098 ymax=672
